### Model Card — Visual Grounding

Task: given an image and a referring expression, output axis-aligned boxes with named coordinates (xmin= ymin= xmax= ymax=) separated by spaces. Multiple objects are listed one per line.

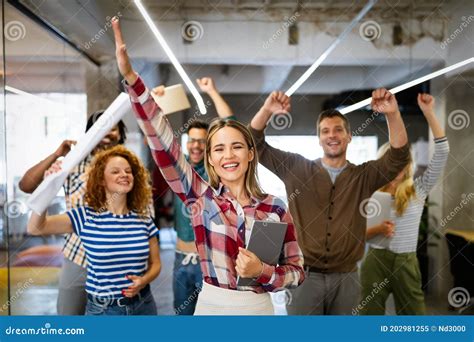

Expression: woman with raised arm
xmin=360 ymin=94 xmax=449 ymax=315
xmin=27 ymin=146 xmax=161 ymax=315
xmin=112 ymin=17 xmax=304 ymax=315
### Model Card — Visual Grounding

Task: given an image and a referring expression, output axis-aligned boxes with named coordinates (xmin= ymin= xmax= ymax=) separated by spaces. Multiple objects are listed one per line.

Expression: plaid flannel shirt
xmin=61 ymin=155 xmax=92 ymax=267
xmin=125 ymin=76 xmax=304 ymax=292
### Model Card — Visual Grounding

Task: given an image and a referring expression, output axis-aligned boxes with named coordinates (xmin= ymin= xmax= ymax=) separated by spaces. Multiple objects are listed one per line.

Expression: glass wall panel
xmin=3 ymin=1 xmax=88 ymax=315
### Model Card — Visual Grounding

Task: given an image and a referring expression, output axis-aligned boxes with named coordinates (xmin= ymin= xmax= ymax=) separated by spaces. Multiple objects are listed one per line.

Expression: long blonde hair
xmin=378 ymin=142 xmax=416 ymax=216
xmin=205 ymin=119 xmax=266 ymax=201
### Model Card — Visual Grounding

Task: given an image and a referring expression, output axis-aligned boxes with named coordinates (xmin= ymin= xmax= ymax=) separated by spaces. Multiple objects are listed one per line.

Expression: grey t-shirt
xmin=321 ymin=161 xmax=347 ymax=184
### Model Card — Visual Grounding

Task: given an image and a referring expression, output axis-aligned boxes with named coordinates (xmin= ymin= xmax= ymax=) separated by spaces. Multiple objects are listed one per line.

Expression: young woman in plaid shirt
xmin=112 ymin=17 xmax=305 ymax=315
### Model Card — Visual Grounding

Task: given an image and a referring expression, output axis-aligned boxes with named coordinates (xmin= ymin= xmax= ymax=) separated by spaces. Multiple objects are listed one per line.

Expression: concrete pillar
xmin=428 ymin=72 xmax=474 ymax=302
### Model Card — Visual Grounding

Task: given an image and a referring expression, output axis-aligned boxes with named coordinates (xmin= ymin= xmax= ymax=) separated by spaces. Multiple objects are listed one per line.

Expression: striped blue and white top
xmin=369 ymin=137 xmax=449 ymax=253
xmin=66 ymin=206 xmax=159 ymax=299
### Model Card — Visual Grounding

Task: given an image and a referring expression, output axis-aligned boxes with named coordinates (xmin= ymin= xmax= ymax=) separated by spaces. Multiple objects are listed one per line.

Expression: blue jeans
xmin=85 ymin=289 xmax=157 ymax=316
xmin=173 ymin=251 xmax=203 ymax=315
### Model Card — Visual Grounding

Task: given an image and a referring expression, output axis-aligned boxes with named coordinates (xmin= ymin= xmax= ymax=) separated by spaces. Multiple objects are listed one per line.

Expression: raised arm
xmin=364 ymin=89 xmax=411 ymax=191
xmin=417 ymin=94 xmax=445 ymax=139
xmin=371 ymin=88 xmax=408 ymax=148
xmin=112 ymin=17 xmax=208 ymax=204
xmin=250 ymin=91 xmax=290 ymax=131
xmin=197 ymin=77 xmax=234 ymax=119
xmin=249 ymin=92 xmax=302 ymax=180
xmin=415 ymin=94 xmax=450 ymax=195
xmin=19 ymin=140 xmax=75 ymax=193
xmin=27 ymin=212 xmax=73 ymax=236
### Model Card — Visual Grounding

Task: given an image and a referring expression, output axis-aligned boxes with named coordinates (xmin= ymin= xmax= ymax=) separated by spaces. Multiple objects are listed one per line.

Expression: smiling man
xmin=250 ymin=89 xmax=411 ymax=315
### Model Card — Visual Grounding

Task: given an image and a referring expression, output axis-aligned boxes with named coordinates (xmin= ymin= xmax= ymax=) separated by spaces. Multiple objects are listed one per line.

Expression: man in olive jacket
xmin=250 ymin=88 xmax=410 ymax=315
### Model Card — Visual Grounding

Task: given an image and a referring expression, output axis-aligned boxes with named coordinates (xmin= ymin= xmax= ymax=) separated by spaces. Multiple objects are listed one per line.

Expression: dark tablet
xmin=237 ymin=220 xmax=288 ymax=287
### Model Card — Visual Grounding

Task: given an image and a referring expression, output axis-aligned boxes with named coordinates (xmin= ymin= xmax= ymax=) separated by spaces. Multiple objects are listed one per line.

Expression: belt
xmin=87 ymin=284 xmax=151 ymax=308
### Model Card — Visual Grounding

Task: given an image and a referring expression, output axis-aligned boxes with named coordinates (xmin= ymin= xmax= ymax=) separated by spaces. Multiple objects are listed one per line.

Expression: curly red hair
xmin=84 ymin=145 xmax=151 ymax=216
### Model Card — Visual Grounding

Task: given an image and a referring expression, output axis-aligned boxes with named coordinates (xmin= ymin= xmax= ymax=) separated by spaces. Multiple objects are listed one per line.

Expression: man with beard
xmin=172 ymin=77 xmax=235 ymax=315
xmin=249 ymin=89 xmax=410 ymax=315
xmin=19 ymin=112 xmax=127 ymax=315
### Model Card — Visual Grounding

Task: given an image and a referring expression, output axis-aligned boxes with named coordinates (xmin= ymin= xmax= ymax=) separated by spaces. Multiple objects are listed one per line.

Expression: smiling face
xmin=208 ymin=126 xmax=254 ymax=186
xmin=186 ymin=127 xmax=207 ymax=165
xmin=318 ymin=117 xmax=351 ymax=159
xmin=102 ymin=156 xmax=134 ymax=195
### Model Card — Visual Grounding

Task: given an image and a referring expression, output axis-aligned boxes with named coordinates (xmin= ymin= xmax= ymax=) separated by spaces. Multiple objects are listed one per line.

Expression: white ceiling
xmin=3 ymin=0 xmax=473 ymax=93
